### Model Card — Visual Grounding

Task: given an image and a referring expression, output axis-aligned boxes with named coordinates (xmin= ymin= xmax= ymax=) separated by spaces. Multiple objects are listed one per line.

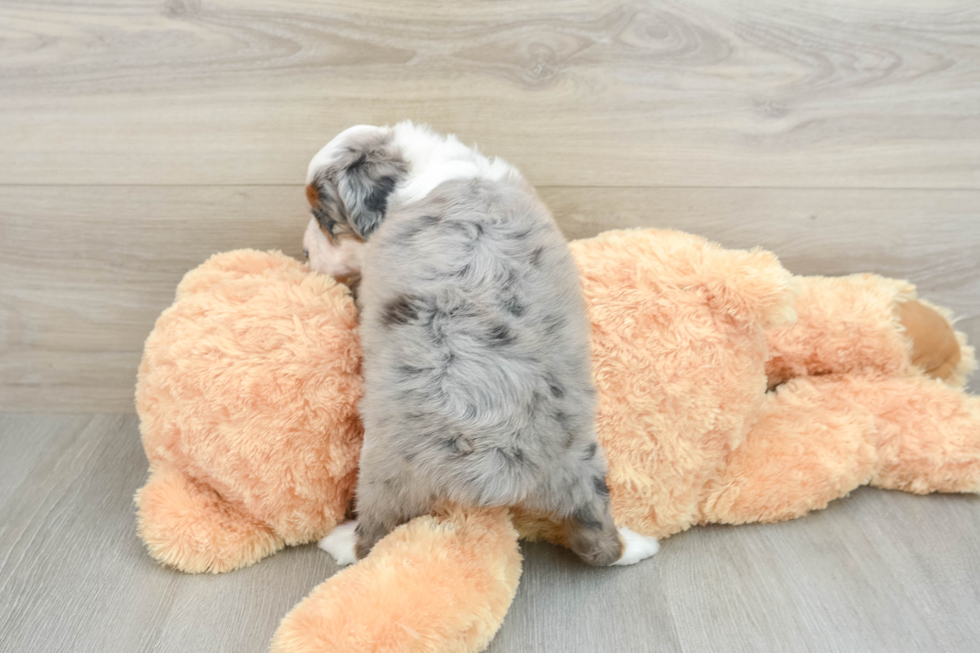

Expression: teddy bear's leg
xmin=269 ymin=507 xmax=522 ymax=653
xmin=702 ymin=374 xmax=980 ymax=527
xmin=699 ymin=376 xmax=880 ymax=526
xmin=135 ymin=464 xmax=284 ymax=573
xmin=766 ymin=274 xmax=975 ymax=387
xmin=837 ymin=375 xmax=980 ymax=494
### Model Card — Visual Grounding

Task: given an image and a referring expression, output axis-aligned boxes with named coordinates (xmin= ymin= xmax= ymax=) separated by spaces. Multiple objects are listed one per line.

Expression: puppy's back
xmin=357 ymin=176 xmax=599 ymax=507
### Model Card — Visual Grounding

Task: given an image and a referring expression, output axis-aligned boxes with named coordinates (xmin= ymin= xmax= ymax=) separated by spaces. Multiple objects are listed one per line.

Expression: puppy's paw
xmin=318 ymin=520 xmax=358 ymax=566
xmin=612 ymin=526 xmax=660 ymax=566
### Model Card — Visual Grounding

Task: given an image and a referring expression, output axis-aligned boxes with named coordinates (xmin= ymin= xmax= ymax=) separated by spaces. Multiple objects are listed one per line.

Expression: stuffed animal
xmin=134 ymin=228 xmax=979 ymax=653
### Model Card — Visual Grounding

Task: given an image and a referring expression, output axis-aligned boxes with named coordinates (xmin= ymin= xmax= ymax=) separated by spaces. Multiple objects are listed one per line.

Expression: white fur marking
xmin=318 ymin=520 xmax=358 ymax=566
xmin=396 ymin=159 xmax=481 ymax=204
xmin=388 ymin=121 xmax=518 ymax=205
xmin=612 ymin=527 xmax=660 ymax=566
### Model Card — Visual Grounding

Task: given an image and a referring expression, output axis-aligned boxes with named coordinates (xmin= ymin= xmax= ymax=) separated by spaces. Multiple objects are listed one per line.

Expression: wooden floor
xmin=1 ymin=414 xmax=979 ymax=652
xmin=1 ymin=1 xmax=979 ymax=651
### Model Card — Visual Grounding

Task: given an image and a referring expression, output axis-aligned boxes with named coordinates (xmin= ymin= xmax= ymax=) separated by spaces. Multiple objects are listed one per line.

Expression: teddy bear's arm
xmin=766 ymin=275 xmax=974 ymax=388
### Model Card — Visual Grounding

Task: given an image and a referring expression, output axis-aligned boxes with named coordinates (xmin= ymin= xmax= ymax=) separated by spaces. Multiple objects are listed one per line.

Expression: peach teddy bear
xmin=134 ymin=228 xmax=979 ymax=653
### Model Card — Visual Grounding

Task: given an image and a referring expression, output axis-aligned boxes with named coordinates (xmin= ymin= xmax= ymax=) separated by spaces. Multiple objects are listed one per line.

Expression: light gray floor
xmin=1 ymin=414 xmax=978 ymax=652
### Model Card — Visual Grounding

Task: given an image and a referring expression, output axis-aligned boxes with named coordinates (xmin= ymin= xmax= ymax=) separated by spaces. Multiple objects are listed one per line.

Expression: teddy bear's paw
xmin=318 ymin=520 xmax=358 ymax=566
xmin=613 ymin=527 xmax=660 ymax=566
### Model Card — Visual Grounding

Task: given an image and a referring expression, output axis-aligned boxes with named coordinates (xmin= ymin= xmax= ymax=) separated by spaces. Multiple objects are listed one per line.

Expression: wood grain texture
xmin=0 ymin=1 xmax=979 ymax=187
xmin=0 ymin=185 xmax=312 ymax=412
xmin=2 ymin=185 xmax=978 ymax=411
xmin=494 ymin=486 xmax=980 ymax=653
xmin=2 ymin=0 xmax=980 ymax=411
xmin=0 ymin=413 xmax=977 ymax=652
xmin=2 ymin=1 xmax=979 ymax=650
xmin=0 ymin=414 xmax=341 ymax=652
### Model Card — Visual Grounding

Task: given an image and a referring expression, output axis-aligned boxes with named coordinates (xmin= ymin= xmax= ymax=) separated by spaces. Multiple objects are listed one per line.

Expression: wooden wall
xmin=2 ymin=0 xmax=978 ymax=412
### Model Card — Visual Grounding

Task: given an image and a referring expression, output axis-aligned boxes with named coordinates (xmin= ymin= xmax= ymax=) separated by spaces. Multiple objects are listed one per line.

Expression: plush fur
xmin=134 ymin=229 xmax=980 ymax=652
xmin=270 ymin=507 xmax=521 ymax=653
xmin=135 ymin=250 xmax=363 ymax=573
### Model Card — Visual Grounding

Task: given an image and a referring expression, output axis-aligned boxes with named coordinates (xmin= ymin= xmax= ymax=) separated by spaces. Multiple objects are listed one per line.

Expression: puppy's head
xmin=304 ymin=125 xmax=408 ymax=281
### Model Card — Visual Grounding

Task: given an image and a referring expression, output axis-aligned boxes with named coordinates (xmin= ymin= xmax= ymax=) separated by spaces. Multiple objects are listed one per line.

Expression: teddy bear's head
xmin=136 ymin=250 xmax=363 ymax=572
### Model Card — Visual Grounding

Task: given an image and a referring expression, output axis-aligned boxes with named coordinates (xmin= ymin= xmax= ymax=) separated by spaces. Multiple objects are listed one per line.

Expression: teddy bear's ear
xmin=306 ymin=128 xmax=408 ymax=240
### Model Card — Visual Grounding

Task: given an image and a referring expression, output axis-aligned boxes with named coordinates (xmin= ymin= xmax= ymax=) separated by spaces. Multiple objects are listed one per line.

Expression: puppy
xmin=305 ymin=122 xmax=658 ymax=566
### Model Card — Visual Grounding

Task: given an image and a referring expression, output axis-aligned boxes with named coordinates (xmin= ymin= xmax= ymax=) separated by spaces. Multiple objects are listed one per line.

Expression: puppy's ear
xmin=334 ymin=144 xmax=406 ymax=239
xmin=306 ymin=174 xmax=350 ymax=240
xmin=307 ymin=130 xmax=407 ymax=240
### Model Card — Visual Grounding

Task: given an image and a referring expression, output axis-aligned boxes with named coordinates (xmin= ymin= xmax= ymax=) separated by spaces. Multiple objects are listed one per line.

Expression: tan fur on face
xmin=305 ymin=184 xmax=319 ymax=208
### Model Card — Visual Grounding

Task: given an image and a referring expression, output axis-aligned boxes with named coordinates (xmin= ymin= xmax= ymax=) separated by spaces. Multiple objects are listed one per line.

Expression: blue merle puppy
xmin=304 ymin=122 xmax=658 ymax=566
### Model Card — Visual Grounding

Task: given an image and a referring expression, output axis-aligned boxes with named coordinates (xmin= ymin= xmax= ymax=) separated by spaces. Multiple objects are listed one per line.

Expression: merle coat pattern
xmin=306 ymin=123 xmax=623 ymax=565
